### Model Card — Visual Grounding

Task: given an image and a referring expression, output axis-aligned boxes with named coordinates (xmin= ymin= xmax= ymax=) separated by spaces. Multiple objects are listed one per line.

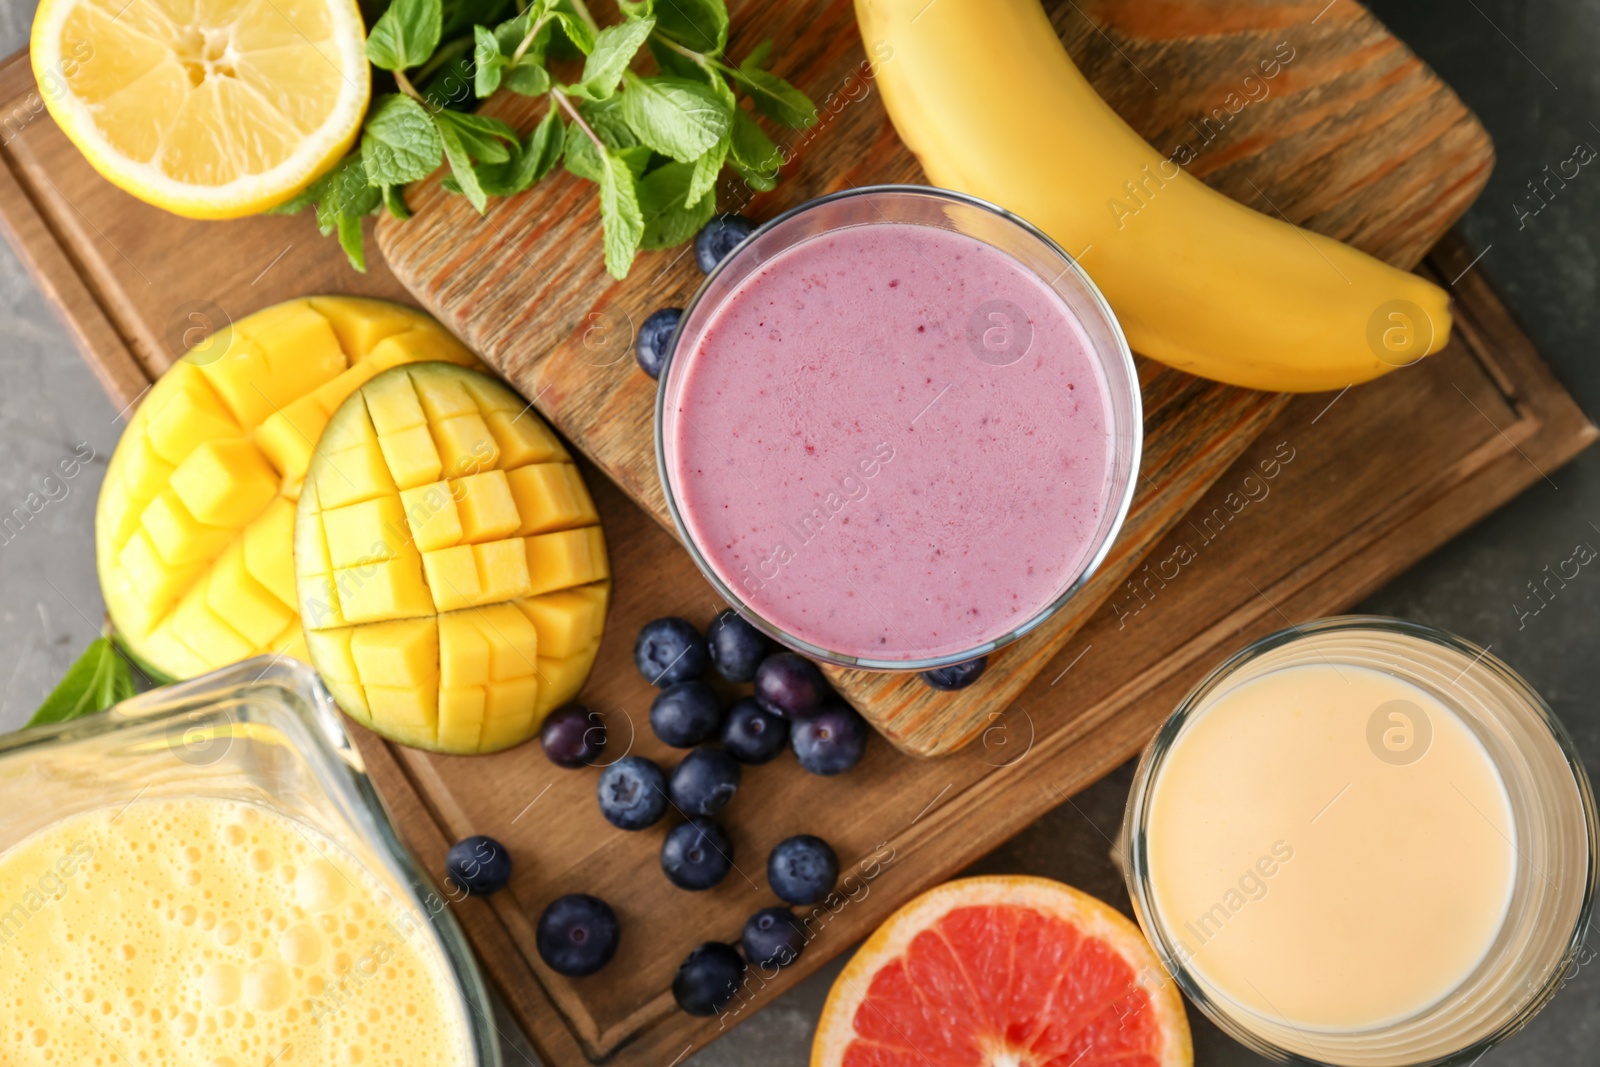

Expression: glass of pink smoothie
xmin=657 ymin=187 xmax=1140 ymax=669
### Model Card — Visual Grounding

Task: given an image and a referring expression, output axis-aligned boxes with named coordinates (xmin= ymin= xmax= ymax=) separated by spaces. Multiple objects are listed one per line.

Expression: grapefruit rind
xmin=811 ymin=875 xmax=1192 ymax=1067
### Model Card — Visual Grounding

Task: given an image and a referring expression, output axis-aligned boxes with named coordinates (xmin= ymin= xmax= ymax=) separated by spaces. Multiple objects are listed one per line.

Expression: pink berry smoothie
xmin=663 ymin=221 xmax=1116 ymax=663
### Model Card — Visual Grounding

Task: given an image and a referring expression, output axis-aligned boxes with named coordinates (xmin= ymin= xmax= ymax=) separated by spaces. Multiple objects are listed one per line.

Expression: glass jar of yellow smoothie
xmin=0 ymin=657 xmax=498 ymax=1067
xmin=1122 ymin=617 xmax=1597 ymax=1066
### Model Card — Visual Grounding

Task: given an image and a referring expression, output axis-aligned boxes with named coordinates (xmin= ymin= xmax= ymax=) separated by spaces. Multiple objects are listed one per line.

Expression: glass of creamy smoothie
xmin=657 ymin=186 xmax=1141 ymax=670
xmin=0 ymin=656 xmax=498 ymax=1067
xmin=1122 ymin=616 xmax=1597 ymax=1066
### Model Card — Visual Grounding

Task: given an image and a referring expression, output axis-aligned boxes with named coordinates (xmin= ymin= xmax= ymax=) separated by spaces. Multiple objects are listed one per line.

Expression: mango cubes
xmin=96 ymin=297 xmax=481 ymax=682
xmin=295 ymin=363 xmax=610 ymax=754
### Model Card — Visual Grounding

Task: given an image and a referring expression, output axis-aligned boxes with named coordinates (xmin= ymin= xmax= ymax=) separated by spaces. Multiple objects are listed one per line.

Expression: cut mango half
xmin=295 ymin=363 xmax=610 ymax=754
xmin=30 ymin=0 xmax=370 ymax=218
xmin=95 ymin=297 xmax=482 ymax=684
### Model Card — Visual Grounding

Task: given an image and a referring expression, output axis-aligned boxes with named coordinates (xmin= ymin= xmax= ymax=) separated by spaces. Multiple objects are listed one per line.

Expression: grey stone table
xmin=1 ymin=0 xmax=1596 ymax=1064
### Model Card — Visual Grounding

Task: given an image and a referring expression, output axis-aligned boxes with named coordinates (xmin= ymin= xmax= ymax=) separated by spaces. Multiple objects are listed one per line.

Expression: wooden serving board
xmin=377 ymin=0 xmax=1495 ymax=755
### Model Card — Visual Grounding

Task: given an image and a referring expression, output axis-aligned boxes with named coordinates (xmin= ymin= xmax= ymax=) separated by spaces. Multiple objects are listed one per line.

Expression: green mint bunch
xmin=273 ymin=0 xmax=817 ymax=279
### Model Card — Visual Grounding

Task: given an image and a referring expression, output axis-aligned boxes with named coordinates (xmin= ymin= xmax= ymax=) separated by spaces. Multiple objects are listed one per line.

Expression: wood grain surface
xmin=377 ymin=0 xmax=1494 ymax=754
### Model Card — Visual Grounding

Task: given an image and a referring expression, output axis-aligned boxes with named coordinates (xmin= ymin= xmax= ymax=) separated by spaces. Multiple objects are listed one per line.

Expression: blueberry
xmin=635 ymin=307 xmax=682 ymax=379
xmin=650 ymin=679 xmax=724 ymax=747
xmin=694 ymin=214 xmax=757 ymax=273
xmin=660 ymin=817 xmax=734 ymax=891
xmin=742 ymin=907 xmax=806 ymax=970
xmin=791 ymin=703 xmax=868 ymax=776
xmin=673 ymin=941 xmax=747 ymax=1016
xmin=446 ymin=835 xmax=513 ymax=895
xmin=597 ymin=756 xmax=668 ymax=830
xmin=721 ymin=697 xmax=790 ymax=764
xmin=536 ymin=894 xmax=619 ymax=977
xmin=540 ymin=704 xmax=606 ymax=768
xmin=634 ymin=617 xmax=708 ymax=686
xmin=706 ymin=609 xmax=767 ymax=683
xmin=669 ymin=747 xmax=742 ymax=816
xmin=920 ymin=656 xmax=988 ymax=691
xmin=753 ymin=653 xmax=827 ymax=719
xmin=768 ymin=834 xmax=838 ymax=905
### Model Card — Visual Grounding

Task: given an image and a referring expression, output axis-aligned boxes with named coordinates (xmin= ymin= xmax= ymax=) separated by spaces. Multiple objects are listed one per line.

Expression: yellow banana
xmin=854 ymin=0 xmax=1452 ymax=392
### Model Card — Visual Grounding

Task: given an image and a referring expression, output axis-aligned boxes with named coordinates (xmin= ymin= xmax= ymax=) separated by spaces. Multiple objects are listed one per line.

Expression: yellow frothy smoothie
xmin=0 ymin=797 xmax=469 ymax=1066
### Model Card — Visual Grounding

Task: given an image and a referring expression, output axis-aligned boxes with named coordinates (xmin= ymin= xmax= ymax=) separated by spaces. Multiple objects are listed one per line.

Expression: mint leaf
xmin=639 ymin=160 xmax=716 ymax=250
xmin=597 ymin=149 xmax=644 ymax=278
xmin=336 ymin=213 xmax=367 ymax=272
xmin=648 ymin=36 xmax=712 ymax=82
xmin=27 ymin=638 xmax=135 ymax=728
xmin=474 ymin=25 xmax=507 ymax=96
xmin=621 ymin=73 xmax=731 ymax=163
xmin=654 ymin=0 xmax=728 ymax=54
xmin=314 ymin=156 xmax=382 ymax=230
xmin=686 ymin=133 xmax=726 ymax=203
xmin=367 ymin=0 xmax=443 ymax=71
xmin=735 ymin=41 xmax=816 ymax=128
xmin=434 ymin=109 xmax=518 ymax=164
xmin=437 ymin=114 xmax=488 ymax=212
xmin=550 ymin=0 xmax=598 ymax=53
xmin=571 ymin=15 xmax=654 ymax=100
xmin=383 ymin=184 xmax=412 ymax=219
xmin=362 ymin=94 xmax=443 ymax=185
xmin=729 ymin=107 xmax=781 ymax=187
xmin=503 ymin=62 xmax=551 ymax=95
xmin=475 ymin=107 xmax=565 ymax=196
xmin=618 ymin=0 xmax=653 ymax=16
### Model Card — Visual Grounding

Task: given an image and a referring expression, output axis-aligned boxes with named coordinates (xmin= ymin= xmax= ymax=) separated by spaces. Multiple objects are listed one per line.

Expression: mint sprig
xmin=26 ymin=638 xmax=137 ymax=728
xmin=273 ymin=0 xmax=817 ymax=279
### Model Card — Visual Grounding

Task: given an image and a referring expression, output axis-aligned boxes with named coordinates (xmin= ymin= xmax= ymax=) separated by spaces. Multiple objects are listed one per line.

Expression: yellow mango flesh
xmin=95 ymin=297 xmax=481 ymax=682
xmin=295 ymin=363 xmax=608 ymax=754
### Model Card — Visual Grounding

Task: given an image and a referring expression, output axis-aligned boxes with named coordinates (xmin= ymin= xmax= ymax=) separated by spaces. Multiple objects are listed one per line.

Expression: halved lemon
xmin=31 ymin=0 xmax=370 ymax=219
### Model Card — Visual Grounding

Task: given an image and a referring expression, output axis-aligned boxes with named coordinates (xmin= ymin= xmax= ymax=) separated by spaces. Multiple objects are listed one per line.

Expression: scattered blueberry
xmin=635 ymin=307 xmax=682 ymax=379
xmin=446 ymin=835 xmax=513 ymax=895
xmin=706 ymin=609 xmax=767 ymax=683
xmin=754 ymin=653 xmax=827 ymax=719
xmin=669 ymin=747 xmax=742 ymax=816
xmin=536 ymin=894 xmax=620 ymax=977
xmin=673 ymin=941 xmax=747 ymax=1016
xmin=597 ymin=756 xmax=669 ymax=830
xmin=650 ymin=680 xmax=724 ymax=747
xmin=660 ymin=817 xmax=734 ymax=891
xmin=694 ymin=214 xmax=757 ymax=273
xmin=920 ymin=656 xmax=988 ymax=691
xmin=791 ymin=703 xmax=868 ymax=776
xmin=634 ymin=617 xmax=708 ymax=686
xmin=540 ymin=704 xmax=606 ymax=768
xmin=742 ymin=907 xmax=806 ymax=970
xmin=721 ymin=697 xmax=790 ymax=764
xmin=768 ymin=834 xmax=839 ymax=906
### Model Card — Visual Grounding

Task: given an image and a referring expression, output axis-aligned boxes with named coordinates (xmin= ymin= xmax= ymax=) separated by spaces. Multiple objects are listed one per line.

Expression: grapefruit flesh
xmin=813 ymin=877 xmax=1191 ymax=1067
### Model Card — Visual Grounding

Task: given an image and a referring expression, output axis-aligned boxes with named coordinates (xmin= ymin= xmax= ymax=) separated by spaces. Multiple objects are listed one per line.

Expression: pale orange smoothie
xmin=1145 ymin=663 xmax=1516 ymax=1032
xmin=0 ymin=797 xmax=469 ymax=1066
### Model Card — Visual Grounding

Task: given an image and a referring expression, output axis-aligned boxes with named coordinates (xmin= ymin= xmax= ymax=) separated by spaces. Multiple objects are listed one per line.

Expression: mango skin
xmin=295 ymin=362 xmax=610 ymax=755
xmin=96 ymin=297 xmax=482 ymax=685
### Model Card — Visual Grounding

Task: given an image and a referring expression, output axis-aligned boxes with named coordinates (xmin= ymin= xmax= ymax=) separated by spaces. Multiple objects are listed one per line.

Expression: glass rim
xmin=653 ymin=183 xmax=1142 ymax=671
xmin=1121 ymin=615 xmax=1600 ymax=1066
xmin=0 ymin=656 xmax=502 ymax=1067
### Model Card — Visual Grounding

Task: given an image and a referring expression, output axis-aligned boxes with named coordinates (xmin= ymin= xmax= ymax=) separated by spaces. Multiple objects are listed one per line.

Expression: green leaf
xmin=437 ymin=114 xmax=488 ymax=212
xmin=686 ymin=133 xmax=726 ymax=203
xmin=366 ymin=0 xmax=443 ymax=71
xmin=434 ymin=109 xmax=518 ymax=164
xmin=729 ymin=107 xmax=780 ymax=180
xmin=418 ymin=54 xmax=479 ymax=112
xmin=653 ymin=0 xmax=728 ymax=54
xmin=648 ymin=36 xmax=712 ymax=82
xmin=336 ymin=213 xmax=368 ymax=272
xmin=383 ymin=183 xmax=412 ymax=219
xmin=563 ymin=95 xmax=639 ymax=181
xmin=571 ymin=15 xmax=654 ymax=100
xmin=550 ymin=1 xmax=597 ymax=53
xmin=474 ymin=107 xmax=565 ymax=196
xmin=441 ymin=0 xmax=519 ymax=40
xmin=313 ymin=156 xmax=382 ymax=231
xmin=638 ymin=160 xmax=716 ymax=249
xmin=362 ymin=94 xmax=444 ymax=185
xmin=620 ymin=72 xmax=731 ymax=163
xmin=524 ymin=106 xmax=567 ymax=182
xmin=618 ymin=0 xmax=653 ymax=17
xmin=503 ymin=61 xmax=551 ymax=95
xmin=26 ymin=638 xmax=135 ymax=728
xmin=597 ymin=148 xmax=644 ymax=278
xmin=473 ymin=25 xmax=506 ymax=96
xmin=735 ymin=41 xmax=817 ymax=128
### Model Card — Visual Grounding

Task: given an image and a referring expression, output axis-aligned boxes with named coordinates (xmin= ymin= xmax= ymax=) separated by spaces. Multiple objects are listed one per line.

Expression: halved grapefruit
xmin=812 ymin=876 xmax=1192 ymax=1067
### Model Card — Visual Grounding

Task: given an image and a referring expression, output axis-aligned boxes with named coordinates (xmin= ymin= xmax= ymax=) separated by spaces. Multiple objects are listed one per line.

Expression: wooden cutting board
xmin=377 ymin=0 xmax=1495 ymax=754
